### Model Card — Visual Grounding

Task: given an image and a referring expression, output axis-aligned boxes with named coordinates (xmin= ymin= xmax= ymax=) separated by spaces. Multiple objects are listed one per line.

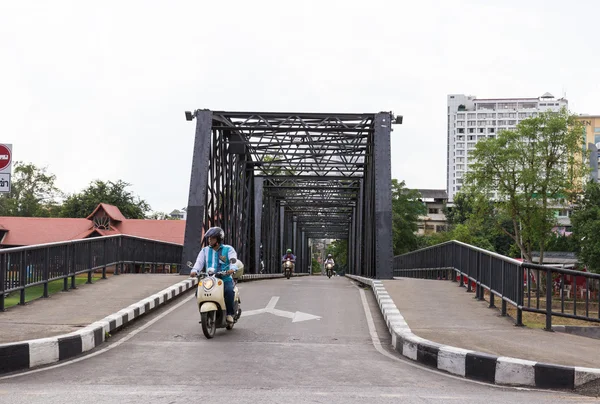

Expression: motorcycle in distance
xmin=186 ymin=261 xmax=243 ymax=339
xmin=282 ymin=258 xmax=294 ymax=279
xmin=325 ymin=263 xmax=334 ymax=278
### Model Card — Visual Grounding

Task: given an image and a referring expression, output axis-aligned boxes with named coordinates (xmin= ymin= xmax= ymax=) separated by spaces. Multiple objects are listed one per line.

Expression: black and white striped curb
xmin=0 ymin=278 xmax=198 ymax=376
xmin=346 ymin=274 xmax=600 ymax=390
xmin=0 ymin=272 xmax=308 ymax=375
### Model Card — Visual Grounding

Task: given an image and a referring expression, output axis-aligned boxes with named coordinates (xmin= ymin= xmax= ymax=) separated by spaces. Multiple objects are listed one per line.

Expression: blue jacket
xmin=192 ymin=244 xmax=238 ymax=283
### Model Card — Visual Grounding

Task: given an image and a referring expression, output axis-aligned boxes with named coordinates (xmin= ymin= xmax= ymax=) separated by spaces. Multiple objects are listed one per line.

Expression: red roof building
xmin=0 ymin=203 xmax=186 ymax=247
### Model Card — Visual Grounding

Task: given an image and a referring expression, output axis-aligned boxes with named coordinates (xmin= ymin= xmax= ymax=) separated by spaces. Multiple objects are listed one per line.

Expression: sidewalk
xmin=383 ymin=278 xmax=600 ymax=369
xmin=0 ymin=274 xmax=189 ymax=344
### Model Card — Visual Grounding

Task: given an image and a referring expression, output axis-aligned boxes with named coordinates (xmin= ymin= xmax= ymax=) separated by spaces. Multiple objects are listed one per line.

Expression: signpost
xmin=0 ymin=144 xmax=12 ymax=193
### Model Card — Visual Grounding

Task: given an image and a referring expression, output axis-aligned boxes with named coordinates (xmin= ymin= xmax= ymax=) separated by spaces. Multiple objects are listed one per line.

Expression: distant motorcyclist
xmin=281 ymin=248 xmax=296 ymax=263
xmin=324 ymin=254 xmax=335 ymax=275
xmin=190 ymin=227 xmax=239 ymax=324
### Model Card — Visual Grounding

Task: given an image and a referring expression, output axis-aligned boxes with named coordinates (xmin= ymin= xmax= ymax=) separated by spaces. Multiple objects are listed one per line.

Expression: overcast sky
xmin=1 ymin=0 xmax=598 ymax=215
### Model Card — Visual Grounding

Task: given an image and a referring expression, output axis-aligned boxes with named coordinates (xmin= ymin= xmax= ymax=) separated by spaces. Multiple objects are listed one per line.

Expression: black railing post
xmin=87 ymin=242 xmax=93 ymax=284
xmin=63 ymin=244 xmax=69 ymax=292
xmin=476 ymin=251 xmax=483 ymax=301
xmin=501 ymin=261 xmax=507 ymax=316
xmin=102 ymin=238 xmax=107 ymax=279
xmin=516 ymin=265 xmax=524 ymax=327
xmin=489 ymin=292 xmax=496 ymax=309
xmin=19 ymin=250 xmax=26 ymax=305
xmin=43 ymin=248 xmax=50 ymax=298
xmin=70 ymin=243 xmax=76 ymax=290
xmin=0 ymin=254 xmax=6 ymax=312
xmin=116 ymin=237 xmax=122 ymax=275
xmin=545 ymin=268 xmax=553 ymax=331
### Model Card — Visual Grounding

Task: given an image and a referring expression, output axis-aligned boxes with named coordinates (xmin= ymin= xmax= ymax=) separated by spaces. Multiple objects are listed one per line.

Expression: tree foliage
xmin=0 ymin=161 xmax=63 ymax=217
xmin=60 ymin=180 xmax=151 ymax=219
xmin=326 ymin=239 xmax=348 ymax=271
xmin=391 ymin=179 xmax=427 ymax=255
xmin=464 ymin=108 xmax=587 ymax=263
xmin=571 ymin=181 xmax=600 ymax=273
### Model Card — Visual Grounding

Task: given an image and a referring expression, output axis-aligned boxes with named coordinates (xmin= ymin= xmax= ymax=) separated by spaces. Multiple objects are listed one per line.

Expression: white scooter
xmin=282 ymin=258 xmax=294 ymax=279
xmin=187 ymin=261 xmax=243 ymax=339
xmin=325 ymin=263 xmax=334 ymax=278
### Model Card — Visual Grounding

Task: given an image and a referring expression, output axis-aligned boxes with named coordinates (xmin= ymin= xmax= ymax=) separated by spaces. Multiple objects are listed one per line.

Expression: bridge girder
xmin=182 ymin=110 xmax=396 ymax=279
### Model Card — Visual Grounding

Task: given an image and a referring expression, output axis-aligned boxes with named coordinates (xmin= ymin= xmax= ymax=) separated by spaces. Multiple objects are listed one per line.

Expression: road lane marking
xmin=0 ymin=294 xmax=196 ymax=381
xmin=355 ymin=283 xmax=566 ymax=394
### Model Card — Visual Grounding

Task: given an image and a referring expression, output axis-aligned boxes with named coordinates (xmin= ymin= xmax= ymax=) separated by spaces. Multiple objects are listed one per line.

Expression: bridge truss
xmin=181 ymin=110 xmax=397 ymax=278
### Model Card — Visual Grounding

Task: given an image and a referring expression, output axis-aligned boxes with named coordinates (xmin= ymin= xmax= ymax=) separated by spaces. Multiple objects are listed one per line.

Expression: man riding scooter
xmin=281 ymin=248 xmax=296 ymax=278
xmin=190 ymin=226 xmax=239 ymax=324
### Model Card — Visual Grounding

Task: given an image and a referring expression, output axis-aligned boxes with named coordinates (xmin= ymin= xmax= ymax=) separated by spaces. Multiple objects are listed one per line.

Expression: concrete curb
xmin=346 ymin=274 xmax=600 ymax=390
xmin=0 ymin=273 xmax=308 ymax=375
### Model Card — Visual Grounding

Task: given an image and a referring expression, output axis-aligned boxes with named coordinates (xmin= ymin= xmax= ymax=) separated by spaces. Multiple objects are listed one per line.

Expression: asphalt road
xmin=0 ymin=276 xmax=595 ymax=403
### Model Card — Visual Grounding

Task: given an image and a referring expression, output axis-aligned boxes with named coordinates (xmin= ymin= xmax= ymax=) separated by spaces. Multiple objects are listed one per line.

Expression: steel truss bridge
xmin=181 ymin=110 xmax=399 ymax=278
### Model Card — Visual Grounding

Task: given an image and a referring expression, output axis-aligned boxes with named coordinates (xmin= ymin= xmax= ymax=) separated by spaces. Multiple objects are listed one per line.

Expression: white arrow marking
xmin=242 ymin=308 xmax=266 ymax=316
xmin=266 ymin=296 xmax=279 ymax=309
xmin=270 ymin=308 xmax=295 ymax=319
xmin=242 ymin=296 xmax=321 ymax=322
xmin=292 ymin=311 xmax=322 ymax=323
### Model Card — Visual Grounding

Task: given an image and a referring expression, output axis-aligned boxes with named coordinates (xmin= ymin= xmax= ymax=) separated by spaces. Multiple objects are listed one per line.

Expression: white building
xmin=446 ymin=93 xmax=568 ymax=202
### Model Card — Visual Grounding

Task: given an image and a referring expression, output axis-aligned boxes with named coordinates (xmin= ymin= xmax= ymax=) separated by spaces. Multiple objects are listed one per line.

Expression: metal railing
xmin=394 ymin=240 xmax=600 ymax=330
xmin=0 ymin=235 xmax=183 ymax=311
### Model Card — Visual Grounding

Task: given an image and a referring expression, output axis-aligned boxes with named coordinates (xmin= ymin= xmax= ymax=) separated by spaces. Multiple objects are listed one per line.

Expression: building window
xmin=467 ymin=120 xmax=476 ymax=126
xmin=429 ymin=208 xmax=439 ymax=214
xmin=458 ymin=128 xmax=465 ymax=133
xmin=468 ymin=128 xmax=475 ymax=133
xmin=478 ymin=128 xmax=485 ymax=133
xmin=488 ymin=128 xmax=495 ymax=133
xmin=467 ymin=135 xmax=476 ymax=141
xmin=498 ymin=103 xmax=517 ymax=110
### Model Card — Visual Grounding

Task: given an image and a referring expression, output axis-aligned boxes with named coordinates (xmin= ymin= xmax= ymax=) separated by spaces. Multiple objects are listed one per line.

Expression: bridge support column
xmin=373 ymin=112 xmax=393 ymax=279
xmin=181 ymin=110 xmax=213 ymax=274
xmin=254 ymin=177 xmax=264 ymax=275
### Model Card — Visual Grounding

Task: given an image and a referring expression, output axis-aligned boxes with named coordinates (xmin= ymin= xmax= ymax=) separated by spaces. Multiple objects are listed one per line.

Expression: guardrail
xmin=394 ymin=240 xmax=600 ymax=330
xmin=0 ymin=235 xmax=183 ymax=311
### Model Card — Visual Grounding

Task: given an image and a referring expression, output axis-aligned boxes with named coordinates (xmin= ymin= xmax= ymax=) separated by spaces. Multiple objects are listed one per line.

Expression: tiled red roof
xmin=0 ymin=203 xmax=187 ymax=247
xmin=86 ymin=203 xmax=127 ymax=221
xmin=0 ymin=217 xmax=93 ymax=246
xmin=115 ymin=220 xmax=186 ymax=245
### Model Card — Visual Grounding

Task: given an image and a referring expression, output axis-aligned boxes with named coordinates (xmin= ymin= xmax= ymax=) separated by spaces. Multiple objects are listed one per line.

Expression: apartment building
xmin=446 ymin=92 xmax=568 ymax=202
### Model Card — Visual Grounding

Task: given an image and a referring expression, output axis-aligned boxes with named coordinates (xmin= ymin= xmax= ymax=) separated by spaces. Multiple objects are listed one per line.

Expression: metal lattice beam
xmin=182 ymin=110 xmax=396 ymax=279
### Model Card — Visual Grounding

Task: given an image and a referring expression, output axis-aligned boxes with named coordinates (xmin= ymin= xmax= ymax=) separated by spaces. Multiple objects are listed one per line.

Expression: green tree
xmin=0 ymin=161 xmax=63 ymax=217
xmin=391 ymin=179 xmax=427 ymax=255
xmin=60 ymin=180 xmax=151 ymax=219
xmin=465 ymin=108 xmax=587 ymax=263
xmin=571 ymin=181 xmax=600 ymax=273
xmin=326 ymin=239 xmax=348 ymax=271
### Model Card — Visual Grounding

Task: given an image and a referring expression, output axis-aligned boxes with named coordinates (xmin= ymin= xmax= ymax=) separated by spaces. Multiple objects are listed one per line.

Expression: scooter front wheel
xmin=201 ymin=311 xmax=216 ymax=339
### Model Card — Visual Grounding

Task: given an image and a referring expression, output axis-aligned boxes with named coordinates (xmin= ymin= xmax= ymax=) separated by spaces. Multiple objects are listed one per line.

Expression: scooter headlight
xmin=202 ymin=278 xmax=215 ymax=290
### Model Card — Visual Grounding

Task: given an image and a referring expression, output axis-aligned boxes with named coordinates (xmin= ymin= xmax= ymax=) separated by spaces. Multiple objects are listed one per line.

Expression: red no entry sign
xmin=0 ymin=144 xmax=11 ymax=171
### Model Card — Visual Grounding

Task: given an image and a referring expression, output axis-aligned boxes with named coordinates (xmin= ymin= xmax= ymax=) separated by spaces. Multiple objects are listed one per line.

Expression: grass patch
xmin=478 ymin=289 xmax=600 ymax=329
xmin=3 ymin=273 xmax=107 ymax=309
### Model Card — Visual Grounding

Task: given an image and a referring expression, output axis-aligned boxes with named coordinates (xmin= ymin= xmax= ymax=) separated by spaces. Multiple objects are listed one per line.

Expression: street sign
xmin=0 ymin=144 xmax=12 ymax=173
xmin=0 ymin=173 xmax=10 ymax=193
xmin=0 ymin=144 xmax=12 ymax=193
